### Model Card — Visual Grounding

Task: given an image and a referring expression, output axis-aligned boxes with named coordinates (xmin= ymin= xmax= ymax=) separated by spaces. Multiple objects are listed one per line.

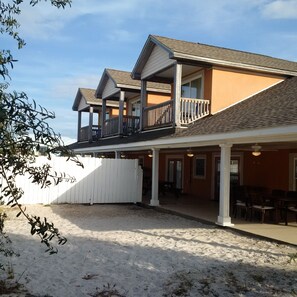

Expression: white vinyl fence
xmin=1 ymin=156 xmax=143 ymax=205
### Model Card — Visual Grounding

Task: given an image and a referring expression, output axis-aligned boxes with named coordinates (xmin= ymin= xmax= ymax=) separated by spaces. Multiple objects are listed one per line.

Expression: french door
xmin=167 ymin=158 xmax=183 ymax=190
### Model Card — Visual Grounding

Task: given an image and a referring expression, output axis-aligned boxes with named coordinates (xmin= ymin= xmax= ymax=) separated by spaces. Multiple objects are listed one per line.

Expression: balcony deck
xmin=103 ymin=115 xmax=140 ymax=137
xmin=143 ymin=98 xmax=210 ymax=130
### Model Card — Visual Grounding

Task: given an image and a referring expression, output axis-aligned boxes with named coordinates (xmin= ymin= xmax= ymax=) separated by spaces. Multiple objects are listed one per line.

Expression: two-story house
xmin=70 ymin=35 xmax=297 ymax=226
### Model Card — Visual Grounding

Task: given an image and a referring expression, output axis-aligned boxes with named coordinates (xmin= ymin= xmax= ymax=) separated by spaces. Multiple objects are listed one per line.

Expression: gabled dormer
xmin=72 ymin=88 xmax=119 ymax=142
xmin=132 ymin=35 xmax=297 ymax=129
xmin=96 ymin=68 xmax=170 ymax=138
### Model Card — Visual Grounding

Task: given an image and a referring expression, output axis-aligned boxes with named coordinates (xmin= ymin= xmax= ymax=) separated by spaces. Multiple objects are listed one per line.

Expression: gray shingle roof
xmin=173 ymin=76 xmax=297 ymax=137
xmin=106 ymin=68 xmax=171 ymax=92
xmin=79 ymin=88 xmax=101 ymax=105
xmin=72 ymin=88 xmax=119 ymax=111
xmin=151 ymin=35 xmax=297 ymax=74
xmin=70 ymin=77 xmax=297 ymax=150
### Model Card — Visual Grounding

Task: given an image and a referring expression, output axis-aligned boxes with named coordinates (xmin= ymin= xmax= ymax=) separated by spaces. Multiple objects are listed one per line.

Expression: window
xmin=132 ymin=100 xmax=141 ymax=116
xmin=181 ymin=76 xmax=202 ymax=99
xmin=193 ymin=155 xmax=206 ymax=179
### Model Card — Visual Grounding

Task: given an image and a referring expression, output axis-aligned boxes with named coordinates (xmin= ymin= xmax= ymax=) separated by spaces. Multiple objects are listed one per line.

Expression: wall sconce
xmin=120 ymin=152 xmax=126 ymax=158
xmin=251 ymin=144 xmax=261 ymax=157
xmin=187 ymin=148 xmax=194 ymax=157
xmin=148 ymin=150 xmax=153 ymax=158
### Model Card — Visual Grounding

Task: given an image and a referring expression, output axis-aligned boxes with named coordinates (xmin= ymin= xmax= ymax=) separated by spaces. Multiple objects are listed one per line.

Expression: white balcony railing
xmin=180 ymin=98 xmax=210 ymax=124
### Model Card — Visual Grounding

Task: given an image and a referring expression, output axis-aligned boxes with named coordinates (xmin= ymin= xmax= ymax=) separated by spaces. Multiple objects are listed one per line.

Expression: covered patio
xmin=142 ymin=193 xmax=297 ymax=246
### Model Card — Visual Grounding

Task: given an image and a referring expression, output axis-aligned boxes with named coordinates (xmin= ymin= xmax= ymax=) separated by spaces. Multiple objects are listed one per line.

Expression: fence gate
xmin=1 ymin=156 xmax=143 ymax=205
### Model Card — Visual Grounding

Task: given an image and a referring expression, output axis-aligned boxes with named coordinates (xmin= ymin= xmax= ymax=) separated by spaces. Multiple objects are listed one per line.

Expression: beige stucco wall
xmin=210 ymin=67 xmax=284 ymax=114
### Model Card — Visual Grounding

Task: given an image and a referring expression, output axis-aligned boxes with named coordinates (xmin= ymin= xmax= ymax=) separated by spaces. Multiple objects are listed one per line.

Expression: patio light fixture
xmin=187 ymin=148 xmax=194 ymax=157
xmin=251 ymin=144 xmax=261 ymax=157
xmin=148 ymin=150 xmax=153 ymax=158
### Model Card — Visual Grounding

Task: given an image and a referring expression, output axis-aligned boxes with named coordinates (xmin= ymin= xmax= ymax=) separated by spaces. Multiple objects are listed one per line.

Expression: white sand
xmin=1 ymin=204 xmax=296 ymax=297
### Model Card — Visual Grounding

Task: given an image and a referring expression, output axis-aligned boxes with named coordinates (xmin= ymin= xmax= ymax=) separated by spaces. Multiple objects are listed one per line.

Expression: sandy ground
xmin=0 ymin=204 xmax=297 ymax=297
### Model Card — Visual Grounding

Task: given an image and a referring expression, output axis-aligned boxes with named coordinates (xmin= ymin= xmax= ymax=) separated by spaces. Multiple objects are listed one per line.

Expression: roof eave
xmin=172 ymin=52 xmax=297 ymax=76
xmin=72 ymin=88 xmax=82 ymax=111
xmin=131 ymin=35 xmax=174 ymax=79
xmin=72 ymin=124 xmax=297 ymax=153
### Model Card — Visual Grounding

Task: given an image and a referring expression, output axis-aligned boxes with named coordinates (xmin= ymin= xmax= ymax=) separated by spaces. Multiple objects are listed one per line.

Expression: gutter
xmin=72 ymin=124 xmax=297 ymax=153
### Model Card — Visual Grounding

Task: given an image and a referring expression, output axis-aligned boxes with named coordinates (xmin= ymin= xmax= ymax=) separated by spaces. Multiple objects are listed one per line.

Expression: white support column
xmin=88 ymin=106 xmax=94 ymax=142
xmin=101 ymin=99 xmax=106 ymax=138
xmin=217 ymin=143 xmax=234 ymax=227
xmin=118 ymin=91 xmax=125 ymax=135
xmin=140 ymin=80 xmax=147 ymax=131
xmin=150 ymin=148 xmax=160 ymax=206
xmin=115 ymin=151 xmax=121 ymax=159
xmin=77 ymin=111 xmax=82 ymax=141
xmin=173 ymin=62 xmax=182 ymax=128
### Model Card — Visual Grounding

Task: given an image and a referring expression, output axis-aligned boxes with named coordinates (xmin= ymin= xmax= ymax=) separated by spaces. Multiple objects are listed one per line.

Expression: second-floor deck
xmin=143 ymin=98 xmax=210 ymax=129
xmin=103 ymin=115 xmax=140 ymax=137
xmin=79 ymin=125 xmax=101 ymax=142
xmin=78 ymin=98 xmax=210 ymax=142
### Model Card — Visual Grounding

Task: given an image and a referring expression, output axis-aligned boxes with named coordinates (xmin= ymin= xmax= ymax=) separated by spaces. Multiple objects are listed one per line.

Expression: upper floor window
xmin=129 ymin=98 xmax=140 ymax=117
xmin=132 ymin=100 xmax=141 ymax=117
xmin=181 ymin=76 xmax=202 ymax=99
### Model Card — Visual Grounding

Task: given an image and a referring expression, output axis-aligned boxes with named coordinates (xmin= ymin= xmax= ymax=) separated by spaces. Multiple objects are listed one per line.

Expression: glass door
xmin=168 ymin=159 xmax=183 ymax=190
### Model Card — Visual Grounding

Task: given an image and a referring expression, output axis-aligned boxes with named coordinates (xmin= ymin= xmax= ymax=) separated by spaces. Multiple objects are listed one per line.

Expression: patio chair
xmin=232 ymin=185 xmax=251 ymax=220
xmin=285 ymin=191 xmax=297 ymax=225
xmin=286 ymin=204 xmax=297 ymax=225
xmin=271 ymin=189 xmax=287 ymax=221
xmin=250 ymin=192 xmax=275 ymax=223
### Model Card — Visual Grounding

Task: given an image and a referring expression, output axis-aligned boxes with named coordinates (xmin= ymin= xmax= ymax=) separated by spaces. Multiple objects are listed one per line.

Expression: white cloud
xmin=17 ymin=0 xmax=145 ymax=40
xmin=261 ymin=0 xmax=297 ymax=19
xmin=50 ymin=74 xmax=102 ymax=101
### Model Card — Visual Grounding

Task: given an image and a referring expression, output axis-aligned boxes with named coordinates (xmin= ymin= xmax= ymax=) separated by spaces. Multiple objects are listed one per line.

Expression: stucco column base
xmin=216 ymin=216 xmax=234 ymax=227
xmin=150 ymin=199 xmax=160 ymax=206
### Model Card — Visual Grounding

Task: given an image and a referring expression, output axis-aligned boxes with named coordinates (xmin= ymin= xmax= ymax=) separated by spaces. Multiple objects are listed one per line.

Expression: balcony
xmin=79 ymin=125 xmax=101 ymax=142
xmin=143 ymin=98 xmax=210 ymax=129
xmin=103 ymin=115 xmax=140 ymax=137
xmin=180 ymin=98 xmax=210 ymax=124
xmin=143 ymin=100 xmax=173 ymax=129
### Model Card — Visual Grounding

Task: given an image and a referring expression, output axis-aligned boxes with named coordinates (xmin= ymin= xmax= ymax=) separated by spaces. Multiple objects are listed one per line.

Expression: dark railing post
xmin=140 ymin=80 xmax=147 ymax=131
xmin=77 ymin=111 xmax=82 ymax=141
xmin=118 ymin=91 xmax=125 ymax=135
xmin=101 ymin=99 xmax=106 ymax=137
xmin=88 ymin=106 xmax=94 ymax=142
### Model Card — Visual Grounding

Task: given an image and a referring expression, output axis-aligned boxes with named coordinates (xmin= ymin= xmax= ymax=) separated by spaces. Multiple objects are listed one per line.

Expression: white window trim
xmin=181 ymin=71 xmax=204 ymax=99
xmin=193 ymin=154 xmax=207 ymax=179
xmin=128 ymin=96 xmax=141 ymax=115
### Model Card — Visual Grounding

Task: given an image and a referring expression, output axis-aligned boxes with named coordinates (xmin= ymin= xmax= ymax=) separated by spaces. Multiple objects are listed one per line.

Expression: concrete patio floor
xmin=142 ymin=194 xmax=297 ymax=246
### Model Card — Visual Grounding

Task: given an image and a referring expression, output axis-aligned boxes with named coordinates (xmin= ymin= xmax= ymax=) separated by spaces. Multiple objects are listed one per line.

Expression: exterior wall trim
xmin=72 ymin=124 xmax=297 ymax=154
xmin=173 ymin=52 xmax=297 ymax=76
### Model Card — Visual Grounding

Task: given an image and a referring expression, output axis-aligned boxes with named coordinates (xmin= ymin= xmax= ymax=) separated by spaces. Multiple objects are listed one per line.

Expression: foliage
xmin=0 ymin=0 xmax=83 ymax=254
xmin=288 ymin=252 xmax=297 ymax=263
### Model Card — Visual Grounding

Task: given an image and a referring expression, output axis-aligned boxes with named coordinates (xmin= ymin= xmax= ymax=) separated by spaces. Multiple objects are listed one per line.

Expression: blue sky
xmin=3 ymin=0 xmax=297 ymax=144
